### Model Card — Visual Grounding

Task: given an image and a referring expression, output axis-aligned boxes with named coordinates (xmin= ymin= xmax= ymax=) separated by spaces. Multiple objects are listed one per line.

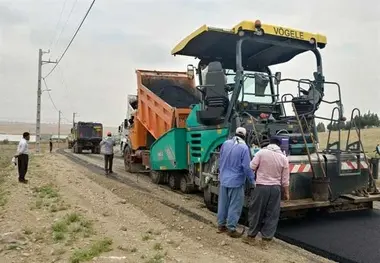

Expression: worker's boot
xmin=216 ymin=225 xmax=227 ymax=233
xmin=242 ymin=235 xmax=257 ymax=246
xmin=260 ymin=238 xmax=273 ymax=250
xmin=227 ymin=228 xmax=245 ymax=238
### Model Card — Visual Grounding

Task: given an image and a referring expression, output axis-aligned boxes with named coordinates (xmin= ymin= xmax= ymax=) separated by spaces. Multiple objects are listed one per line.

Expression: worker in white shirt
xmin=15 ymin=132 xmax=30 ymax=183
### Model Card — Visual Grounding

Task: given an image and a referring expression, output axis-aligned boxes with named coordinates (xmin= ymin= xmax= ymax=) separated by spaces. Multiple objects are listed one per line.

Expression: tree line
xmin=317 ymin=111 xmax=380 ymax=132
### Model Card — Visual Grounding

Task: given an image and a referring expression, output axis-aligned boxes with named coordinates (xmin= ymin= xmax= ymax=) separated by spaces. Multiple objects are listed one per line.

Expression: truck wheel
xmin=204 ymin=185 xmax=218 ymax=213
xmin=151 ymin=171 xmax=165 ymax=184
xmin=168 ymin=173 xmax=180 ymax=190
xmin=179 ymin=175 xmax=193 ymax=194
xmin=124 ymin=146 xmax=134 ymax=172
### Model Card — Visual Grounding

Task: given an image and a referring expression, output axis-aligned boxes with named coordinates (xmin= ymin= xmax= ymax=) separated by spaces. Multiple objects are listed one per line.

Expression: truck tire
xmin=203 ymin=185 xmax=218 ymax=213
xmin=150 ymin=171 xmax=165 ymax=184
xmin=168 ymin=173 xmax=180 ymax=190
xmin=124 ymin=145 xmax=140 ymax=173
xmin=179 ymin=175 xmax=193 ymax=194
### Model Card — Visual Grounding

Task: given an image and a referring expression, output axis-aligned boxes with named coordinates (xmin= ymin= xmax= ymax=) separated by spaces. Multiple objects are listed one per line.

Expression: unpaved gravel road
xmin=0 ymin=145 xmax=333 ymax=263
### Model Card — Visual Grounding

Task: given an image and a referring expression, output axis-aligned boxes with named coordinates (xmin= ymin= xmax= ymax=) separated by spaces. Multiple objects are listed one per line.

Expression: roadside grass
xmin=153 ymin=242 xmax=163 ymax=251
xmin=142 ymin=228 xmax=162 ymax=241
xmin=318 ymin=128 xmax=379 ymax=157
xmin=52 ymin=212 xmax=94 ymax=243
xmin=0 ymin=145 xmax=17 ymax=208
xmin=31 ymin=184 xmax=69 ymax=212
xmin=145 ymin=252 xmax=166 ymax=263
xmin=70 ymin=238 xmax=113 ymax=263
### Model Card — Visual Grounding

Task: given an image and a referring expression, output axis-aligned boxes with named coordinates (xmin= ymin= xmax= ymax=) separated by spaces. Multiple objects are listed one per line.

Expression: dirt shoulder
xmin=0 ymin=146 xmax=332 ymax=263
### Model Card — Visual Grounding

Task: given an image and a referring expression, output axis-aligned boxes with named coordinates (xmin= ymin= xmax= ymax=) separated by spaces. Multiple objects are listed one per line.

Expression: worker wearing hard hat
xmin=217 ymin=127 xmax=255 ymax=238
xmin=100 ymin=131 xmax=116 ymax=175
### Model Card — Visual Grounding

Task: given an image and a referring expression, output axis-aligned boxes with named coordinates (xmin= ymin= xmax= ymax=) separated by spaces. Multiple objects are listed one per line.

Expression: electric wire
xmin=44 ymin=0 xmax=96 ymax=79
xmin=48 ymin=0 xmax=70 ymax=51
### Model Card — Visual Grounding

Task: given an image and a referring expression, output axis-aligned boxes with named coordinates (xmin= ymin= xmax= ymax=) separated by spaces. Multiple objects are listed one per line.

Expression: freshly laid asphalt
xmin=276 ymin=209 xmax=380 ymax=263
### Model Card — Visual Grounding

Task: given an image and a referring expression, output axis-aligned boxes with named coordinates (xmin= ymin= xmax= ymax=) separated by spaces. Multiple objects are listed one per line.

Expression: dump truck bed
xmin=136 ymin=70 xmax=200 ymax=140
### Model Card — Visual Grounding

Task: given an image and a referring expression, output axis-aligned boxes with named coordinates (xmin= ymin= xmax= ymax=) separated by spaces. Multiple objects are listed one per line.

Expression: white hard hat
xmin=236 ymin=127 xmax=247 ymax=137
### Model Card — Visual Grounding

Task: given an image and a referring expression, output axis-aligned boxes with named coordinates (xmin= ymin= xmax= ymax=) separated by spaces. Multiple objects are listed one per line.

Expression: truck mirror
xmin=274 ymin=72 xmax=281 ymax=85
xmin=254 ymin=73 xmax=269 ymax=97
xmin=118 ymin=126 xmax=121 ymax=132
xmin=70 ymin=128 xmax=73 ymax=133
xmin=187 ymin=64 xmax=195 ymax=79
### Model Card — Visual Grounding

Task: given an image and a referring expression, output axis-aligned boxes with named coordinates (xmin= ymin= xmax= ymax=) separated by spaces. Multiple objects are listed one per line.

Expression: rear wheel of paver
xmin=151 ymin=171 xmax=165 ymax=184
xmin=168 ymin=173 xmax=180 ymax=190
xmin=203 ymin=185 xmax=218 ymax=213
xmin=179 ymin=175 xmax=193 ymax=194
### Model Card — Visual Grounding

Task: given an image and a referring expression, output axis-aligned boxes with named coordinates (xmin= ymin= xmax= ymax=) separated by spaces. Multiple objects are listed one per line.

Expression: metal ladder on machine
xmin=291 ymin=103 xmax=332 ymax=199
xmin=346 ymin=108 xmax=379 ymax=195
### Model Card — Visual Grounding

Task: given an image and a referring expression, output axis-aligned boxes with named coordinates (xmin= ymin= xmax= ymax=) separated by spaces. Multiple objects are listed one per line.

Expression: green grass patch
xmin=142 ymin=233 xmax=152 ymax=241
xmin=145 ymin=253 xmax=165 ymax=263
xmin=33 ymin=185 xmax=59 ymax=199
xmin=153 ymin=243 xmax=163 ymax=251
xmin=0 ymin=190 xmax=7 ymax=207
xmin=52 ymin=212 xmax=94 ymax=243
xmin=70 ymin=238 xmax=113 ymax=263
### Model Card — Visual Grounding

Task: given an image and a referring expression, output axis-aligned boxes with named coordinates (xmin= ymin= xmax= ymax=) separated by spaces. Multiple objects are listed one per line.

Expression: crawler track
xmin=59 ymin=149 xmax=380 ymax=263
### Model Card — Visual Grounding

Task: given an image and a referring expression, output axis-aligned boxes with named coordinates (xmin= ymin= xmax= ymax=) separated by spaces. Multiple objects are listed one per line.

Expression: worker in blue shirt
xmin=217 ymin=127 xmax=255 ymax=238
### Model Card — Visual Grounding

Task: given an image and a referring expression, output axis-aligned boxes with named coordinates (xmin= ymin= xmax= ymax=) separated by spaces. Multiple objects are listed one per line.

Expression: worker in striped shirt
xmin=243 ymin=137 xmax=289 ymax=247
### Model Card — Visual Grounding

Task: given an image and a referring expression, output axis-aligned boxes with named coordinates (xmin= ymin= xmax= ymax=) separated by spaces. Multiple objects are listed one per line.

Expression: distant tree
xmin=317 ymin=122 xmax=326 ymax=132
xmin=326 ymin=110 xmax=380 ymax=131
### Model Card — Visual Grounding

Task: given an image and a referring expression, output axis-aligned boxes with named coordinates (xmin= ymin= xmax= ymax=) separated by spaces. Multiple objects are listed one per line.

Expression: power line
xmin=48 ymin=0 xmax=70 ymax=51
xmin=57 ymin=65 xmax=74 ymax=108
xmin=43 ymin=76 xmax=72 ymax=125
xmin=44 ymin=0 xmax=96 ymax=79
xmin=50 ymin=0 xmax=79 ymax=58
xmin=43 ymin=78 xmax=59 ymax=112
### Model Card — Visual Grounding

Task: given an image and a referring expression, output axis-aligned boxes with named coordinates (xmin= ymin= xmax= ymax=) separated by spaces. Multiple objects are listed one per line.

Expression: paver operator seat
xmin=197 ymin=61 xmax=229 ymax=126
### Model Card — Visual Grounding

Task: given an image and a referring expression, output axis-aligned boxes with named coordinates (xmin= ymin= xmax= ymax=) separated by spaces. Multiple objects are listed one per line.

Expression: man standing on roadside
xmin=15 ymin=132 xmax=30 ymax=183
xmin=243 ymin=137 xmax=290 ymax=247
xmin=49 ymin=138 xmax=53 ymax=153
xmin=217 ymin=127 xmax=255 ymax=238
xmin=100 ymin=132 xmax=116 ymax=175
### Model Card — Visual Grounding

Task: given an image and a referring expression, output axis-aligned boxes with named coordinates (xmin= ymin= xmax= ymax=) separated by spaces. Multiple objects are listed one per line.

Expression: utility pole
xmin=58 ymin=110 xmax=61 ymax=149
xmin=35 ymin=49 xmax=57 ymax=153
xmin=73 ymin=112 xmax=78 ymax=126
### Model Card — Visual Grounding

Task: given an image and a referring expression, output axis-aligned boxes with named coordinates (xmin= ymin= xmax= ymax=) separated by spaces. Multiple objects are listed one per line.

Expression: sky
xmin=0 ymin=0 xmax=379 ymax=127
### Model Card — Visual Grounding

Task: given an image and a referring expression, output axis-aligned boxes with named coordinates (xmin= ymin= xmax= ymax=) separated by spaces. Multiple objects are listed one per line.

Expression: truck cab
xmin=70 ymin=121 xmax=103 ymax=154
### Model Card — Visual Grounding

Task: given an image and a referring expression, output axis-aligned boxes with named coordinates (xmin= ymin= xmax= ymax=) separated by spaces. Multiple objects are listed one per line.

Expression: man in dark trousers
xmin=100 ymin=132 xmax=116 ymax=175
xmin=15 ymin=132 xmax=30 ymax=183
xmin=242 ymin=137 xmax=290 ymax=248
xmin=49 ymin=138 xmax=53 ymax=153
